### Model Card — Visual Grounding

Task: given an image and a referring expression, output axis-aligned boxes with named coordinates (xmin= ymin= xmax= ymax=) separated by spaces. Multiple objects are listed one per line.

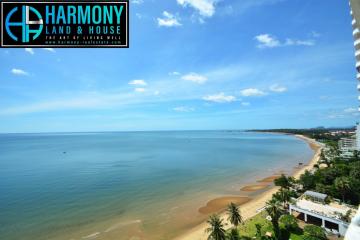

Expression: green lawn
xmin=238 ymin=211 xmax=274 ymax=237
xmin=236 ymin=212 xmax=305 ymax=240
xmin=289 ymin=233 xmax=304 ymax=240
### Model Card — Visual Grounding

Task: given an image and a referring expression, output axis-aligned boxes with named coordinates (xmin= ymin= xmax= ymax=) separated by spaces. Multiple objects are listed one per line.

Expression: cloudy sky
xmin=0 ymin=0 xmax=359 ymax=132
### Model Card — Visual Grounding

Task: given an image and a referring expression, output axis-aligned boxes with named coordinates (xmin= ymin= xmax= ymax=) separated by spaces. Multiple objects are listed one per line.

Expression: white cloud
xmin=203 ymin=92 xmax=236 ymax=103
xmin=11 ymin=68 xmax=29 ymax=76
xmin=255 ymin=34 xmax=315 ymax=49
xmin=0 ymin=96 xmax=108 ymax=115
xmin=327 ymin=108 xmax=360 ymax=119
xmin=269 ymin=84 xmax=287 ymax=93
xmin=311 ymin=31 xmax=321 ymax=38
xmin=129 ymin=79 xmax=147 ymax=86
xmin=173 ymin=106 xmax=195 ymax=112
xmin=255 ymin=34 xmax=280 ymax=48
xmin=0 ymin=91 xmax=148 ymax=115
xmin=182 ymin=72 xmax=207 ymax=84
xmin=43 ymin=48 xmax=55 ymax=52
xmin=344 ymin=107 xmax=357 ymax=113
xmin=157 ymin=11 xmax=182 ymax=27
xmin=240 ymin=88 xmax=266 ymax=97
xmin=25 ymin=48 xmax=34 ymax=55
xmin=241 ymin=102 xmax=250 ymax=106
xmin=177 ymin=0 xmax=215 ymax=17
xmin=285 ymin=39 xmax=314 ymax=46
xmin=135 ymin=88 xmax=146 ymax=92
xmin=131 ymin=0 xmax=143 ymax=4
xmin=169 ymin=71 xmax=181 ymax=76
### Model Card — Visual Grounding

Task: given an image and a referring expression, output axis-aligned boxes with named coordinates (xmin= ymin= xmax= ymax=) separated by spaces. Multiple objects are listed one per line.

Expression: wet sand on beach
xmin=198 ymin=196 xmax=252 ymax=214
xmin=240 ymin=184 xmax=269 ymax=192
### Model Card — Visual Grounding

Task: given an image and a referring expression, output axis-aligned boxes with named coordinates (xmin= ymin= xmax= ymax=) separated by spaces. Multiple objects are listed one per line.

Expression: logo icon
xmin=5 ymin=5 xmax=43 ymax=42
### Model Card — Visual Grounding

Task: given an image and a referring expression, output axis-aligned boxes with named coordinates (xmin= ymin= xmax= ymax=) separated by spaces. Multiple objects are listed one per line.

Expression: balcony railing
xmin=355 ymin=39 xmax=360 ymax=47
xmin=353 ymin=28 xmax=360 ymax=36
xmin=356 ymin=50 xmax=360 ymax=57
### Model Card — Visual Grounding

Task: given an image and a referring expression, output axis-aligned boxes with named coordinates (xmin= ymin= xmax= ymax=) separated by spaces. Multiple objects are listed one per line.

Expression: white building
xmin=350 ymin=0 xmax=360 ymax=151
xmin=289 ymin=191 xmax=356 ymax=236
xmin=339 ymin=137 xmax=358 ymax=158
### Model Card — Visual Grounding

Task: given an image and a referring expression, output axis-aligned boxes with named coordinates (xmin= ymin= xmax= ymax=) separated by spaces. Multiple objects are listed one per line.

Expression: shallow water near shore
xmin=0 ymin=131 xmax=314 ymax=240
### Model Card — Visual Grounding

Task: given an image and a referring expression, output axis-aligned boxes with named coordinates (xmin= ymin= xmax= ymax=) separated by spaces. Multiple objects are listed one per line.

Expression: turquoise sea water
xmin=0 ymin=131 xmax=314 ymax=240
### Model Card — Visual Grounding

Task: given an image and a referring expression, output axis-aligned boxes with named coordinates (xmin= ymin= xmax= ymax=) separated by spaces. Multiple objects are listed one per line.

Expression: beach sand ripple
xmin=240 ymin=184 xmax=269 ymax=192
xmin=198 ymin=196 xmax=252 ymax=214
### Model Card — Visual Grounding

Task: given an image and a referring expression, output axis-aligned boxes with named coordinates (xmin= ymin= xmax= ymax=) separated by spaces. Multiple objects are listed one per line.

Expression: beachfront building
xmin=289 ymin=191 xmax=356 ymax=236
xmin=350 ymin=0 xmax=360 ymax=153
xmin=338 ymin=137 xmax=358 ymax=158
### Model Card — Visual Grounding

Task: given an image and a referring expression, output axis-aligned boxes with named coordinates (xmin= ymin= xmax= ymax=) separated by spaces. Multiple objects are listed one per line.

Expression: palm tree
xmin=274 ymin=174 xmax=294 ymax=189
xmin=277 ymin=188 xmax=291 ymax=209
xmin=205 ymin=214 xmax=227 ymax=240
xmin=335 ymin=177 xmax=351 ymax=203
xmin=227 ymin=202 xmax=243 ymax=227
xmin=227 ymin=228 xmax=241 ymax=240
xmin=265 ymin=199 xmax=282 ymax=239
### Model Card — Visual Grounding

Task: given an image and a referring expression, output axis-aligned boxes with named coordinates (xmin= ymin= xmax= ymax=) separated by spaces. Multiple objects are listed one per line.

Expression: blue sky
xmin=0 ymin=0 xmax=359 ymax=133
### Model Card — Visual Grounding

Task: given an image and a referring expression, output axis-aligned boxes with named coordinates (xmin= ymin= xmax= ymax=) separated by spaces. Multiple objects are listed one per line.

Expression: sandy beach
xmin=173 ymin=134 xmax=323 ymax=240
xmin=240 ymin=184 xmax=269 ymax=192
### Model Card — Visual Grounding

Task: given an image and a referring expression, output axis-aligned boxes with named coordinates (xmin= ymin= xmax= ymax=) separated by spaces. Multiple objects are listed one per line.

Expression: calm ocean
xmin=0 ymin=131 xmax=314 ymax=240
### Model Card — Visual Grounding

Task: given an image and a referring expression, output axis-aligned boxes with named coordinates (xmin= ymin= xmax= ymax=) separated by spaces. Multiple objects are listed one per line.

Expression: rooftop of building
xmin=294 ymin=199 xmax=355 ymax=219
xmin=292 ymin=192 xmax=357 ymax=221
xmin=304 ymin=190 xmax=327 ymax=201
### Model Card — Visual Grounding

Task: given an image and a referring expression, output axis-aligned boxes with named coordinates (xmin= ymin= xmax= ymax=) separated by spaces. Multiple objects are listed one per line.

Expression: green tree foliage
xmin=298 ymin=161 xmax=360 ymax=204
xmin=334 ymin=177 xmax=351 ymax=203
xmin=206 ymin=214 xmax=227 ymax=240
xmin=272 ymin=188 xmax=293 ymax=209
xmin=265 ymin=199 xmax=282 ymax=239
xmin=255 ymin=223 xmax=262 ymax=239
xmin=299 ymin=170 xmax=317 ymax=190
xmin=227 ymin=202 xmax=243 ymax=227
xmin=303 ymin=225 xmax=327 ymax=240
xmin=274 ymin=174 xmax=294 ymax=189
xmin=227 ymin=228 xmax=241 ymax=240
xmin=279 ymin=214 xmax=298 ymax=232
xmin=350 ymin=162 xmax=360 ymax=179
xmin=319 ymin=149 xmax=332 ymax=167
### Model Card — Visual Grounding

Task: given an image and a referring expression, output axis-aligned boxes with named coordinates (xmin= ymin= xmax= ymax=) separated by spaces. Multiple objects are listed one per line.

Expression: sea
xmin=0 ymin=131 xmax=314 ymax=240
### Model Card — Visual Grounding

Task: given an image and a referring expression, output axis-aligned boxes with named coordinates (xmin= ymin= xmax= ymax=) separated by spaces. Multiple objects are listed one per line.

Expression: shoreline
xmin=173 ymin=134 xmax=323 ymax=240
